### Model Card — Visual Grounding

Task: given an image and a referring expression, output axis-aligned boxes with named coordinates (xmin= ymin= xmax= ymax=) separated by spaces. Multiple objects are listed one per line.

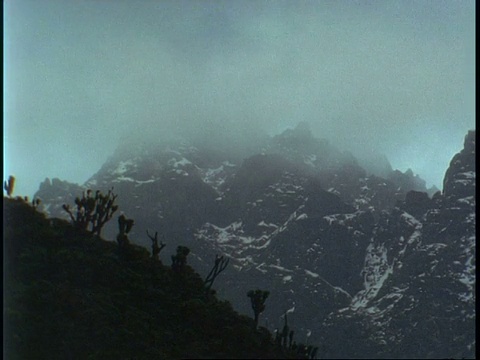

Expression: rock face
xmin=320 ymin=130 xmax=476 ymax=358
xmin=33 ymin=127 xmax=475 ymax=358
xmin=443 ymin=130 xmax=476 ymax=203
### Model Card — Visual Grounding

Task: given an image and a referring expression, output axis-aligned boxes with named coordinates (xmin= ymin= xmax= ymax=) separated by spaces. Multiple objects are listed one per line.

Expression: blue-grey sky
xmin=4 ymin=0 xmax=475 ymax=197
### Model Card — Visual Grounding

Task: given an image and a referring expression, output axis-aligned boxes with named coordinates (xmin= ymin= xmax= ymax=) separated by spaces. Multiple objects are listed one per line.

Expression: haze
xmin=4 ymin=0 xmax=475 ymax=198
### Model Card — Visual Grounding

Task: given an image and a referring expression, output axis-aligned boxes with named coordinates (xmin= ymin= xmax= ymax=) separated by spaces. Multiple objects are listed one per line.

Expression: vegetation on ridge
xmin=4 ymin=193 xmax=312 ymax=359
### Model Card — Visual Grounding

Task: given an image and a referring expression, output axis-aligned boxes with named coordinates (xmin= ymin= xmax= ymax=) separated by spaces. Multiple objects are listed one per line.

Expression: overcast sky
xmin=4 ymin=0 xmax=475 ymax=198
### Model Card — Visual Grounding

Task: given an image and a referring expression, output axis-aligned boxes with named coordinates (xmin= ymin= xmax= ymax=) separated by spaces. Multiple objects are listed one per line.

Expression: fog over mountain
xmin=4 ymin=0 xmax=475 ymax=197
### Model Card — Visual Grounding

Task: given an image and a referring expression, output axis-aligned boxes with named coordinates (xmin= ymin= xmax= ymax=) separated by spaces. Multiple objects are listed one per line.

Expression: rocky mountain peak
xmin=270 ymin=122 xmax=318 ymax=156
xmin=443 ymin=130 xmax=475 ymax=203
xmin=30 ymin=128 xmax=475 ymax=358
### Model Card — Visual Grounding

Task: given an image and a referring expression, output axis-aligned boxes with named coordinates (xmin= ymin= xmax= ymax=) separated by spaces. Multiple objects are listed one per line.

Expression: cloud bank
xmin=4 ymin=0 xmax=475 ymax=196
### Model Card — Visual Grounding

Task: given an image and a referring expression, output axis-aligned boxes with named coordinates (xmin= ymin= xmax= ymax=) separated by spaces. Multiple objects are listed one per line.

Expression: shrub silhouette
xmin=62 ymin=188 xmax=118 ymax=236
xmin=247 ymin=289 xmax=269 ymax=329
xmin=116 ymin=213 xmax=134 ymax=251
xmin=4 ymin=175 xmax=15 ymax=197
xmin=146 ymin=230 xmax=166 ymax=262
xmin=204 ymin=255 xmax=229 ymax=292
xmin=171 ymin=246 xmax=190 ymax=272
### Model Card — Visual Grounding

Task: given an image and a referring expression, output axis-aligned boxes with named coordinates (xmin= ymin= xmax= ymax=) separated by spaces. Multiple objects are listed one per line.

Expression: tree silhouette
xmin=247 ymin=289 xmax=269 ymax=329
xmin=62 ymin=188 xmax=118 ymax=236
xmin=4 ymin=175 xmax=15 ymax=197
xmin=204 ymin=255 xmax=229 ymax=291
xmin=171 ymin=246 xmax=190 ymax=272
xmin=117 ymin=214 xmax=134 ymax=250
xmin=146 ymin=230 xmax=166 ymax=261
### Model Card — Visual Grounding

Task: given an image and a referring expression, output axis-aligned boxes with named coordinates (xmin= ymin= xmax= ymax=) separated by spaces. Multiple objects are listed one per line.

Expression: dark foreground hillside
xmin=3 ymin=197 xmax=305 ymax=359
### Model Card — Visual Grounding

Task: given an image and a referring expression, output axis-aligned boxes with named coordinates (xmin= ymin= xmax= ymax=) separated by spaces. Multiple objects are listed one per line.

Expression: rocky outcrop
xmin=443 ymin=130 xmax=476 ymax=204
xmin=319 ymin=130 xmax=476 ymax=359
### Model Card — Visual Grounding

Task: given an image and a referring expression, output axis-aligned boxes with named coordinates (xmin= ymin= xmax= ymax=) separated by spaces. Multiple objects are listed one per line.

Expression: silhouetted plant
xmin=117 ymin=214 xmax=134 ymax=250
xmin=146 ymin=230 xmax=166 ymax=261
xmin=272 ymin=310 xmax=318 ymax=358
xmin=31 ymin=198 xmax=41 ymax=210
xmin=171 ymin=246 xmax=190 ymax=272
xmin=62 ymin=188 xmax=118 ymax=236
xmin=4 ymin=175 xmax=15 ymax=197
xmin=289 ymin=330 xmax=294 ymax=349
xmin=204 ymin=255 xmax=229 ymax=291
xmin=281 ymin=311 xmax=290 ymax=348
xmin=247 ymin=289 xmax=269 ymax=329
xmin=22 ymin=196 xmax=42 ymax=213
xmin=274 ymin=311 xmax=296 ymax=350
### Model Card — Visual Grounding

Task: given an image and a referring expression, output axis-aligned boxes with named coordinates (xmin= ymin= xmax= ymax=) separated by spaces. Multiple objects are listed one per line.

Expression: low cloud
xmin=4 ymin=0 xmax=475 ymax=196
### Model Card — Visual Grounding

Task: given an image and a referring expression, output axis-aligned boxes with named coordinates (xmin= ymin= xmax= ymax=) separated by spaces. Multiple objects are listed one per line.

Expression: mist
xmin=4 ymin=0 xmax=475 ymax=198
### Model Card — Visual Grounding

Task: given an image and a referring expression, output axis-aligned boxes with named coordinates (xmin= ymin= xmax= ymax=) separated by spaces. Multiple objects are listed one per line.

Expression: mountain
xmin=33 ymin=125 xmax=475 ymax=358
xmin=319 ymin=130 xmax=476 ymax=358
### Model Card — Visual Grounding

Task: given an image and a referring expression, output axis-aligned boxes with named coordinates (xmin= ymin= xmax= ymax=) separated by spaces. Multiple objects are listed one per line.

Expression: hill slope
xmin=4 ymin=197 xmax=309 ymax=359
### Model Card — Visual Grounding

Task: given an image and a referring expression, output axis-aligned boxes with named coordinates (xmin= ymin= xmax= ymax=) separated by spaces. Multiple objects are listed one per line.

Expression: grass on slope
xmin=4 ymin=197 xmax=301 ymax=359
